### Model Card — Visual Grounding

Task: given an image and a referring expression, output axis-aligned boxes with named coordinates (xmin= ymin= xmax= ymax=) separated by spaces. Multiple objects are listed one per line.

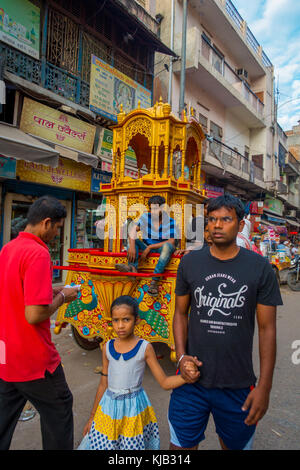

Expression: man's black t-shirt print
xmin=175 ymin=247 xmax=283 ymax=389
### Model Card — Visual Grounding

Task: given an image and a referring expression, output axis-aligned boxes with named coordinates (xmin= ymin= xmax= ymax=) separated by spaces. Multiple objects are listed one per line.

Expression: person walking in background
xmin=0 ymin=196 xmax=79 ymax=450
xmin=252 ymin=237 xmax=263 ymax=256
xmin=168 ymin=194 xmax=283 ymax=450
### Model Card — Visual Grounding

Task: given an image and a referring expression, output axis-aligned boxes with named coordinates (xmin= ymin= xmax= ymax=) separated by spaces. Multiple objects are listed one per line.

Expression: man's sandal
xmin=148 ymin=280 xmax=159 ymax=296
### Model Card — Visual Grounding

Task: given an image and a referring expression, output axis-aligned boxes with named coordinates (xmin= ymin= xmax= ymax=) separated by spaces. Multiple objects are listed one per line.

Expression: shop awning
xmin=285 ymin=218 xmax=300 ymax=227
xmin=263 ymin=213 xmax=286 ymax=224
xmin=260 ymin=221 xmax=280 ymax=229
xmin=0 ymin=123 xmax=59 ymax=167
xmin=28 ymin=135 xmax=99 ymax=169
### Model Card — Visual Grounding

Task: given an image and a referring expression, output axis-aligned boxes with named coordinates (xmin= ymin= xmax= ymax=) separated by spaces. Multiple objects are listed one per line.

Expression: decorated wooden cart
xmin=54 ymin=99 xmax=206 ymax=360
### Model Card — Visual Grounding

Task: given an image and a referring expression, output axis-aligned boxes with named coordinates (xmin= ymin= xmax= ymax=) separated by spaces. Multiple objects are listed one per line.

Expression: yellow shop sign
xmin=16 ymin=157 xmax=91 ymax=192
xmin=20 ymin=97 xmax=96 ymax=153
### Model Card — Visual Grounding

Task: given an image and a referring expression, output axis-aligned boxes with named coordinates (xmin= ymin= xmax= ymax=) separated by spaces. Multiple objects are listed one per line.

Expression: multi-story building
xmin=286 ymin=121 xmax=300 ymax=162
xmin=271 ymin=123 xmax=300 ymax=231
xmin=0 ymin=0 xmax=173 ymax=279
xmin=285 ymin=121 xmax=300 ymax=229
xmin=154 ymin=0 xmax=279 ymax=201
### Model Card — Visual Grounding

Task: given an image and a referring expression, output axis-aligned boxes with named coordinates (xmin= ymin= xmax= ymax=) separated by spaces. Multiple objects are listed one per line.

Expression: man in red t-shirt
xmin=0 ymin=196 xmax=79 ymax=450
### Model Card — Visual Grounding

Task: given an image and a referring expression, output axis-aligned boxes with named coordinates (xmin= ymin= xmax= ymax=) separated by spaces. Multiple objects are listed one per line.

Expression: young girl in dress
xmin=78 ymin=295 xmax=194 ymax=450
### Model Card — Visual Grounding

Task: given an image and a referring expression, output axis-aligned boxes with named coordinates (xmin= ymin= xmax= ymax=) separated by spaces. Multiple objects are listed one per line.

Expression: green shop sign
xmin=0 ymin=0 xmax=40 ymax=59
xmin=264 ymin=197 xmax=283 ymax=216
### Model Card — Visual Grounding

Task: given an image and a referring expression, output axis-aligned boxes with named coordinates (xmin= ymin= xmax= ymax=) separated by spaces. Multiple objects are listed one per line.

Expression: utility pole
xmin=179 ymin=0 xmax=188 ymax=117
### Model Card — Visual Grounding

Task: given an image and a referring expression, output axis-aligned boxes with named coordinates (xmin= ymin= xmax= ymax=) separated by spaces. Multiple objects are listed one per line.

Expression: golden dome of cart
xmin=54 ymin=99 xmax=206 ymax=361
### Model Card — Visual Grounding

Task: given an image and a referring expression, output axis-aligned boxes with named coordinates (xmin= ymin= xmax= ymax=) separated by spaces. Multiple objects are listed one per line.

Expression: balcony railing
xmin=1 ymin=43 xmax=90 ymax=109
xmin=224 ymin=0 xmax=272 ymax=68
xmin=225 ymin=0 xmax=243 ymax=30
xmin=286 ymin=153 xmax=300 ymax=174
xmin=209 ymin=139 xmax=249 ymax=174
xmin=277 ymin=181 xmax=288 ymax=194
xmin=253 ymin=164 xmax=264 ymax=181
xmin=287 ymin=192 xmax=300 ymax=208
xmin=200 ymin=36 xmax=264 ymax=117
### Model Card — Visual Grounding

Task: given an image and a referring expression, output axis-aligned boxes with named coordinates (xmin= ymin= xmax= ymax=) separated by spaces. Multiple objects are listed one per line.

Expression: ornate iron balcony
xmin=1 ymin=43 xmax=90 ymax=109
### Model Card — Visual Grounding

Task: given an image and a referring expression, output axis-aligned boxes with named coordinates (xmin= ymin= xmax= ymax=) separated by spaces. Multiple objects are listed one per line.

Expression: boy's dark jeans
xmin=0 ymin=363 xmax=73 ymax=450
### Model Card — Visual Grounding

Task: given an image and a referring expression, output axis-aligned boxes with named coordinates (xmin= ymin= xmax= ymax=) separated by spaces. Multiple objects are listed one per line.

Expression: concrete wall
xmin=154 ymin=0 xmax=277 ymax=187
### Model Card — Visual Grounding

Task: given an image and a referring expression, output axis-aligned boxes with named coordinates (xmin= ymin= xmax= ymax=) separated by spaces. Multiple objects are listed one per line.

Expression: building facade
xmin=153 ymin=0 xmax=300 ymax=233
xmin=0 ymin=0 xmax=173 ymax=280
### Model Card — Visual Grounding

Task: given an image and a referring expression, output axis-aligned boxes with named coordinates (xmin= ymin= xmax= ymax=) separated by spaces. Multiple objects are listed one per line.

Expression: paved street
xmin=10 ymin=285 xmax=300 ymax=451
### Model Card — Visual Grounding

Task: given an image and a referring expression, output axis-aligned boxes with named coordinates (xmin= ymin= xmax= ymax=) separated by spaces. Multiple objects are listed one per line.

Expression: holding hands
xmin=179 ymin=355 xmax=202 ymax=383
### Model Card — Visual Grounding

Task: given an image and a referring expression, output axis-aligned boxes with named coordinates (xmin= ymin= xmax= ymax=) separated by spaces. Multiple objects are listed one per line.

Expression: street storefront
xmin=0 ymin=97 xmax=100 ymax=282
xmin=1 ymin=155 xmax=93 ymax=282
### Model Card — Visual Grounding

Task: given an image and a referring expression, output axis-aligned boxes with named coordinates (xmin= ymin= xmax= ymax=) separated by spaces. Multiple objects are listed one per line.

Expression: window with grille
xmin=47 ymin=8 xmax=80 ymax=74
xmin=209 ymin=121 xmax=223 ymax=160
xmin=199 ymin=113 xmax=208 ymax=131
xmin=81 ymin=32 xmax=112 ymax=83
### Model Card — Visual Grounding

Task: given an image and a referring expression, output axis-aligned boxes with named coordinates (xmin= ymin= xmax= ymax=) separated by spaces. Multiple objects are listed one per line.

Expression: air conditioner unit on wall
xmin=237 ymin=68 xmax=248 ymax=80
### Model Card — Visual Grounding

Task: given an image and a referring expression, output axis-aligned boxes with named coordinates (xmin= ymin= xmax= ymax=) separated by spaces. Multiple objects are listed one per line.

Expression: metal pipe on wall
xmin=168 ymin=0 xmax=175 ymax=107
xmin=179 ymin=0 xmax=188 ymax=116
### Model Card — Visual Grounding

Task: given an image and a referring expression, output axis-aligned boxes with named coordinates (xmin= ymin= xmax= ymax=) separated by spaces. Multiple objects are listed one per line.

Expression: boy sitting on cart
xmin=115 ymin=195 xmax=177 ymax=296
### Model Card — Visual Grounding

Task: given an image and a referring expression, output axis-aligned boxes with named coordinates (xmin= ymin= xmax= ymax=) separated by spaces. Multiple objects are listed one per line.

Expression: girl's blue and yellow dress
xmin=79 ymin=339 xmax=160 ymax=450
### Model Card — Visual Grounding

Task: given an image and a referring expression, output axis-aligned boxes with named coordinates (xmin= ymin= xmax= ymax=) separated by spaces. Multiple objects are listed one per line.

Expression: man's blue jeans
xmin=129 ymin=239 xmax=175 ymax=281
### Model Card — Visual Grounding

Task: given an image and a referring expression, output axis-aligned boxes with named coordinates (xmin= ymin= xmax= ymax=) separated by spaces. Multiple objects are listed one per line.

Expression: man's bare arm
xmin=243 ymin=304 xmax=277 ymax=425
xmin=173 ymin=294 xmax=202 ymax=382
xmin=25 ymin=287 xmax=79 ymax=325
xmin=173 ymin=294 xmax=190 ymax=360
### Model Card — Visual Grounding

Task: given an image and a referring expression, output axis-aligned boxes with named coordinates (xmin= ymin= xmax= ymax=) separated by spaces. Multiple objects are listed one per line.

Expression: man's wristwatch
xmin=177 ymin=354 xmax=186 ymax=369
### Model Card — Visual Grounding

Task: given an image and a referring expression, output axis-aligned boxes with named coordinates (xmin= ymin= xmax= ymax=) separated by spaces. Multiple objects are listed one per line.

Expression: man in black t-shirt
xmin=168 ymin=194 xmax=283 ymax=450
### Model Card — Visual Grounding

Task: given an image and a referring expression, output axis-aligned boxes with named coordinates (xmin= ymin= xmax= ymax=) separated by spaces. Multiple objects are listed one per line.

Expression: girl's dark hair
xmin=206 ymin=194 xmax=245 ymax=222
xmin=27 ymin=196 xmax=67 ymax=225
xmin=148 ymin=195 xmax=165 ymax=207
xmin=110 ymin=295 xmax=139 ymax=319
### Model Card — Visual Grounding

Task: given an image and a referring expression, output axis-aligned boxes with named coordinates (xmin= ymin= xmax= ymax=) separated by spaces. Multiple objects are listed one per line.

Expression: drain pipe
xmin=168 ymin=0 xmax=175 ymax=108
xmin=179 ymin=0 xmax=188 ymax=117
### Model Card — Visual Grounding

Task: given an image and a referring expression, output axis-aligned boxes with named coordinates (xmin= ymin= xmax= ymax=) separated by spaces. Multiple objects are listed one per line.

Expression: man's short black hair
xmin=206 ymin=194 xmax=245 ymax=222
xmin=27 ymin=196 xmax=67 ymax=226
xmin=148 ymin=195 xmax=166 ymax=207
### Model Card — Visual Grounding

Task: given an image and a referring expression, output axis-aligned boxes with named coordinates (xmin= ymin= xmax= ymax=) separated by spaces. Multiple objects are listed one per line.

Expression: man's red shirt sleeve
xmin=24 ymin=254 xmax=53 ymax=306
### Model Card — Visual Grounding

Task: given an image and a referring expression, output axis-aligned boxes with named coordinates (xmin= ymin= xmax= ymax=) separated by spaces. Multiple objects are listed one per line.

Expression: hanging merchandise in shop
xmin=249 ymin=201 xmax=264 ymax=215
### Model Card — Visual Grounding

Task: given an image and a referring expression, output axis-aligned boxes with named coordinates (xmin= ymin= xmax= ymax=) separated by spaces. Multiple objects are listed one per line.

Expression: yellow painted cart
xmin=54 ymin=100 xmax=206 ymax=360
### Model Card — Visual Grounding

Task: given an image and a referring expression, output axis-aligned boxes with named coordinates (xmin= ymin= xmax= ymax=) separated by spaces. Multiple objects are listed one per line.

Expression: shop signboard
xmin=20 ymin=97 xmax=96 ymax=153
xmin=16 ymin=157 xmax=91 ymax=192
xmin=101 ymin=160 xmax=138 ymax=179
xmin=91 ymin=168 xmax=112 ymax=192
xmin=0 ymin=0 xmax=40 ymax=59
xmin=264 ymin=197 xmax=283 ymax=217
xmin=0 ymin=155 xmax=16 ymax=178
xmin=203 ymin=184 xmax=224 ymax=198
xmin=90 ymin=55 xmax=152 ymax=121
xmin=97 ymin=127 xmax=137 ymax=166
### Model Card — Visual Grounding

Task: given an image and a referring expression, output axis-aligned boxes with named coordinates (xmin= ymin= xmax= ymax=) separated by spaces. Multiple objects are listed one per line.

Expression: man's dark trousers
xmin=0 ymin=364 xmax=73 ymax=450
